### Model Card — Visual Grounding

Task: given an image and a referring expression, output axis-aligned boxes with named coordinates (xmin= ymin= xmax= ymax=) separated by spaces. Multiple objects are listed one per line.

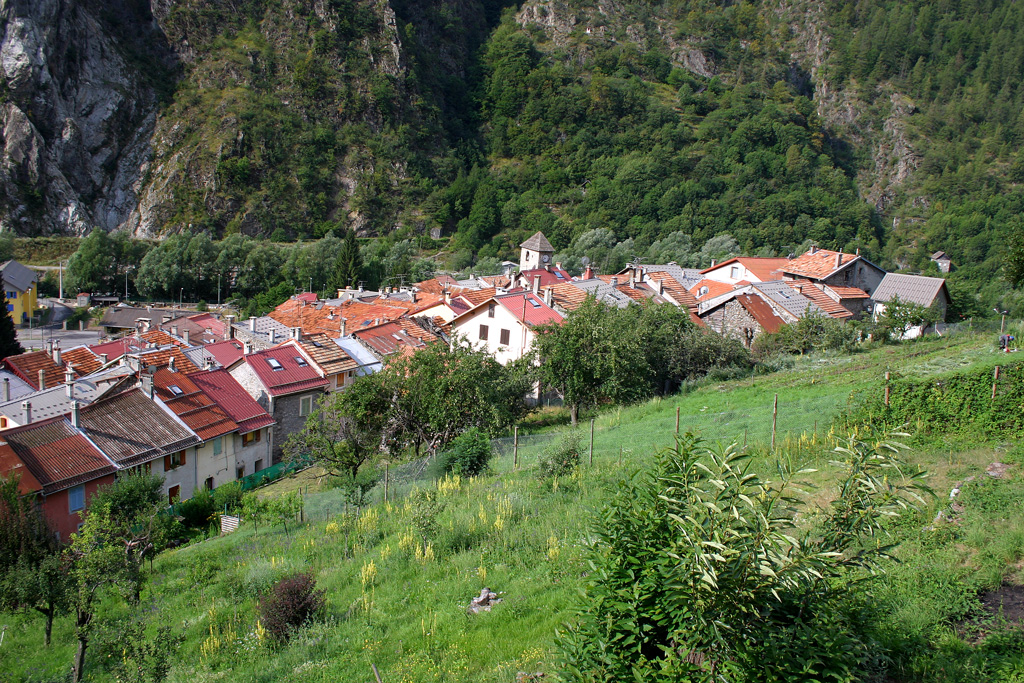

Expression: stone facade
xmin=268 ymin=390 xmax=323 ymax=463
xmin=818 ymin=263 xmax=885 ymax=297
xmin=700 ymin=299 xmax=768 ymax=348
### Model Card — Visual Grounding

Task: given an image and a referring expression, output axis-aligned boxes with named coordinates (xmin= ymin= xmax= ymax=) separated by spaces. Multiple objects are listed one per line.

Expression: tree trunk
xmin=570 ymin=403 xmax=579 ymax=427
xmin=73 ymin=635 xmax=88 ymax=682
xmin=42 ymin=606 xmax=53 ymax=646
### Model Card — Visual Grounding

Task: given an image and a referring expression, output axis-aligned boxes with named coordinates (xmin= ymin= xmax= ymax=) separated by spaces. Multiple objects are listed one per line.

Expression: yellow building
xmin=1 ymin=260 xmax=38 ymax=325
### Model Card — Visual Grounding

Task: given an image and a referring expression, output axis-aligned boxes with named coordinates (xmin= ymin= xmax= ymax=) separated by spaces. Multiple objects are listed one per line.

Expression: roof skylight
xmin=267 ymin=358 xmax=284 ymax=370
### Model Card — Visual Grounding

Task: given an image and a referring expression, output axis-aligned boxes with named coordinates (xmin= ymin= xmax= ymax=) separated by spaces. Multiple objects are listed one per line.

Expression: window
xmin=68 ymin=485 xmax=85 ymax=513
xmin=168 ymin=385 xmax=183 ymax=396
xmin=254 ymin=459 xmax=264 ymax=472
xmin=212 ymin=436 xmax=222 ymax=456
xmin=164 ymin=450 xmax=185 ymax=470
xmin=487 ymin=304 xmax=495 ymax=318
xmin=242 ymin=431 xmax=254 ymax=446
xmin=266 ymin=358 xmax=283 ymax=370
xmin=0 ymin=417 xmax=7 ymax=429
xmin=237 ymin=465 xmax=245 ymax=479
xmin=730 ymin=266 xmax=741 ymax=279
xmin=299 ymin=395 xmax=313 ymax=416
xmin=500 ymin=329 xmax=510 ymax=346
xmin=529 ymin=296 xmax=541 ymax=308
xmin=168 ymin=485 xmax=180 ymax=505
xmin=205 ymin=477 xmax=214 ymax=490
xmin=479 ymin=324 xmax=489 ymax=341
xmin=294 ymin=356 xmax=307 ymax=367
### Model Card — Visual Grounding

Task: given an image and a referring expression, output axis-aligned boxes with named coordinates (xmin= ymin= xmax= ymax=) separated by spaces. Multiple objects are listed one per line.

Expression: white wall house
xmin=450 ymin=292 xmax=563 ymax=366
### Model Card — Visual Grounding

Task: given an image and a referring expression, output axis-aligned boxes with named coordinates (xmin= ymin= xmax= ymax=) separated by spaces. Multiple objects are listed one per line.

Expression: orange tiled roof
xmin=456 ymin=288 xmax=498 ymax=307
xmin=646 ymin=272 xmax=700 ymax=310
xmin=614 ymin=282 xmax=658 ymax=302
xmin=781 ymin=249 xmax=858 ymax=280
xmin=299 ymin=334 xmax=359 ymax=375
xmin=690 ymin=279 xmax=735 ymax=302
xmin=2 ymin=351 xmax=65 ymax=390
xmin=413 ymin=276 xmax=460 ymax=294
xmin=479 ymin=274 xmax=512 ymax=288
xmin=736 ymin=294 xmax=787 ymax=334
xmin=825 ymin=285 xmax=871 ymax=299
xmin=270 ymin=299 xmax=412 ymax=337
xmin=152 ymin=368 xmax=238 ymax=441
xmin=134 ymin=347 xmax=199 ymax=374
xmin=141 ymin=330 xmax=185 ymax=348
xmin=785 ymin=281 xmax=853 ymax=319
xmin=352 ymin=319 xmax=438 ymax=356
xmin=542 ymin=283 xmax=589 ymax=311
xmin=701 ymin=257 xmax=791 ymax=281
xmin=61 ymin=346 xmax=104 ymax=376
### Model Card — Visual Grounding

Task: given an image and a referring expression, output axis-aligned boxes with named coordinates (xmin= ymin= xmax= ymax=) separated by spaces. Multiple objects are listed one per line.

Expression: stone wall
xmin=270 ymin=391 xmax=323 ymax=463
xmin=700 ymin=299 xmax=765 ymax=347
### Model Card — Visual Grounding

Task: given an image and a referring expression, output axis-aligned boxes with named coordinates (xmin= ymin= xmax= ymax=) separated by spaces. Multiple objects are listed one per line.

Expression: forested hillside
xmin=1 ymin=0 xmax=1022 ymax=304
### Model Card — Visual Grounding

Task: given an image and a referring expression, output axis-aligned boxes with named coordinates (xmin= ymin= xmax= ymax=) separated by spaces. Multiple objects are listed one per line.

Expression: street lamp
xmin=179 ymin=288 xmax=184 ymax=309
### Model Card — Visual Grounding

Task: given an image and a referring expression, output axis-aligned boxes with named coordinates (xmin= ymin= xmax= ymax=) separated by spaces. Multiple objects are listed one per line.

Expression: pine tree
xmin=332 ymin=229 xmax=363 ymax=292
xmin=0 ymin=300 xmax=23 ymax=358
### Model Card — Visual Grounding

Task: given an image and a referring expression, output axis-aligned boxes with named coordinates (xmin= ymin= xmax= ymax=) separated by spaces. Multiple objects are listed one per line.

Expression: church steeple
xmin=519 ymin=232 xmax=554 ymax=271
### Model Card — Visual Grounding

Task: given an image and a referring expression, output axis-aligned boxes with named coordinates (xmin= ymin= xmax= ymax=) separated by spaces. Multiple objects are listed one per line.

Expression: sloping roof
xmin=61 ymin=346 xmax=104 ymax=376
xmin=0 ymin=370 xmax=126 ymax=425
xmin=735 ymin=294 xmax=787 ymax=334
xmin=0 ymin=369 xmax=34 ymax=401
xmin=931 ymin=251 xmax=950 ymax=261
xmin=152 ymin=368 xmax=237 ymax=441
xmin=2 ymin=351 xmax=65 ymax=390
xmin=519 ymin=267 xmax=571 ymax=289
xmin=478 ymin=274 xmax=512 ymax=288
xmin=133 ymin=346 xmax=199 ymax=374
xmin=645 ymin=271 xmax=700 ymax=310
xmin=246 ymin=344 xmax=328 ymax=397
xmin=702 ymin=257 xmax=791 ymax=282
xmin=751 ymin=281 xmax=823 ymax=319
xmin=295 ymin=292 xmax=318 ymax=303
xmin=632 ymin=264 xmax=704 ymax=289
xmin=269 ymin=299 xmax=411 ymax=337
xmin=780 ymin=249 xmax=859 ymax=280
xmin=162 ymin=313 xmax=227 ymax=345
xmin=89 ymin=337 xmax=143 ymax=360
xmin=1 ymin=417 xmax=115 ymax=494
xmin=413 ymin=275 xmax=460 ymax=294
xmin=203 ymin=339 xmax=246 ymax=367
xmin=785 ymin=281 xmax=853 ymax=319
xmin=823 ymin=285 xmax=871 ymax=300
xmin=871 ymin=273 xmax=950 ymax=307
xmin=141 ymin=329 xmax=185 ymax=348
xmin=190 ymin=369 xmax=276 ymax=434
xmin=79 ymin=389 xmax=201 ymax=468
xmin=334 ymin=337 xmax=382 ymax=375
xmin=352 ymin=319 xmax=437 ymax=357
xmin=520 ymin=231 xmax=554 ymax=252
xmin=0 ymin=442 xmax=43 ymax=494
xmin=543 ymin=282 xmax=589 ymax=311
xmin=691 ymin=279 xmax=735 ymax=302
xmin=0 ymin=260 xmax=37 ymax=292
xmin=571 ymin=279 xmax=633 ymax=308
xmin=299 ymin=334 xmax=359 ymax=375
xmin=456 ymin=288 xmax=498 ymax=307
xmin=496 ymin=291 xmax=563 ymax=327
xmin=99 ymin=306 xmax=189 ymax=330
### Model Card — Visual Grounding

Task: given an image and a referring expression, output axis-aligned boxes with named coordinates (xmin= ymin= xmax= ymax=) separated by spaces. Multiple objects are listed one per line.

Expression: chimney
xmin=555 ymin=262 xmax=562 ymax=270
xmin=243 ymin=340 xmax=254 ymax=355
xmin=543 ymin=287 xmax=553 ymax=307
xmin=183 ymin=329 xmax=190 ymax=346
xmin=46 ymin=339 xmax=54 ymax=355
xmin=168 ymin=355 xmax=177 ymax=373
xmin=65 ymin=366 xmax=74 ymax=399
xmin=443 ymin=290 xmax=452 ymax=305
xmin=796 ymin=284 xmax=803 ymax=294
xmin=410 ymin=290 xmax=417 ymax=303
xmin=52 ymin=341 xmax=61 ymax=366
xmin=38 ymin=368 xmax=46 ymax=390
xmin=583 ymin=264 xmax=594 ymax=280
xmin=340 ymin=317 xmax=347 ymax=337
xmin=268 ymin=329 xmax=276 ymax=345
xmin=358 ymin=283 xmax=364 ymax=293
xmin=710 ymin=259 xmax=716 ymax=268
xmin=810 ymin=245 xmax=818 ymax=254
xmin=171 ymin=325 xmax=179 ymax=337
xmin=100 ymin=353 xmax=108 ymax=365
xmin=1 ymin=378 xmax=9 ymax=402
xmin=629 ymin=274 xmax=636 ymax=288
xmin=656 ymin=278 xmax=664 ymax=296
xmin=141 ymin=373 xmax=154 ymax=399
xmin=610 ymin=277 xmax=618 ymax=287
xmin=249 ymin=316 xmax=257 ymax=332
xmin=855 ymin=247 xmax=860 ymax=256
xmin=292 ymin=327 xmax=301 ymax=341
xmin=21 ymin=400 xmax=31 ymax=425
xmin=204 ymin=356 xmax=214 ymax=371
xmin=225 ymin=315 xmax=236 ymax=339
xmin=835 ymin=252 xmax=842 ymax=268
xmin=70 ymin=400 xmax=80 ymax=428
xmin=532 ymin=275 xmax=541 ymax=295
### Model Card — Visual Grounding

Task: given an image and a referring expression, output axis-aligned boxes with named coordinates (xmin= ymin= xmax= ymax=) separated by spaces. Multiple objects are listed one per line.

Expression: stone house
xmin=779 ymin=247 xmax=886 ymax=297
xmin=699 ymin=293 xmax=787 ymax=347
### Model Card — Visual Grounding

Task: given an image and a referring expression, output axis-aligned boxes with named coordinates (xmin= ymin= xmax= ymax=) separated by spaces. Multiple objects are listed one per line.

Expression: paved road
xmin=17 ymin=299 xmax=101 ymax=351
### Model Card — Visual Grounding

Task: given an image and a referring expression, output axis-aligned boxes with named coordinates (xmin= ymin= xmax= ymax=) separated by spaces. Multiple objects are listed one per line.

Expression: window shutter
xmin=180 ymin=450 xmax=187 ymax=466
xmin=255 ymin=429 xmax=261 ymax=442
xmin=164 ymin=454 xmax=171 ymax=470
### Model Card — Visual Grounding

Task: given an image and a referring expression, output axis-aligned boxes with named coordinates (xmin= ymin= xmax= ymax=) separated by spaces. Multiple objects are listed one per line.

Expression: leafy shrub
xmin=753 ymin=311 xmax=858 ymax=357
xmin=212 ymin=481 xmax=243 ymax=514
xmin=176 ymin=486 xmax=216 ymax=529
xmin=539 ymin=430 xmax=582 ymax=478
xmin=259 ymin=572 xmax=325 ymax=643
xmin=440 ymin=428 xmax=493 ymax=476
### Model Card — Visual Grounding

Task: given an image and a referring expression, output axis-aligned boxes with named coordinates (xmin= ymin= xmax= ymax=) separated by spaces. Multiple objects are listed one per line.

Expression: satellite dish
xmin=542 ymin=254 xmax=550 ymax=263
xmin=580 ymin=256 xmax=591 ymax=266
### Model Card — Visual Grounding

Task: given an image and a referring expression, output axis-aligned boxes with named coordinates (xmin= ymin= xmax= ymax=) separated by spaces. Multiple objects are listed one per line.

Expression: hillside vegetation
xmin=5 ymin=330 xmax=1024 ymax=682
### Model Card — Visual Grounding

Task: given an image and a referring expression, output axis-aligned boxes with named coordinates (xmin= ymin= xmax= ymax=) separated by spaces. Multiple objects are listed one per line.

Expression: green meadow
xmin=4 ymin=328 xmax=1024 ymax=682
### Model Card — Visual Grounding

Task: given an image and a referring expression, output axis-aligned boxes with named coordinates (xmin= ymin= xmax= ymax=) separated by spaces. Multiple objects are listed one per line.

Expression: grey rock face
xmin=0 ymin=0 xmax=174 ymax=235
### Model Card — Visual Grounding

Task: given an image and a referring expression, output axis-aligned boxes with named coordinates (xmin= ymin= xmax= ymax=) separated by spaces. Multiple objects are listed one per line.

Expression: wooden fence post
xmin=383 ymin=463 xmax=389 ymax=503
xmin=675 ymin=406 xmax=680 ymax=435
xmin=884 ymin=371 xmax=891 ymax=407
xmin=513 ymin=426 xmax=519 ymax=471
xmin=993 ymin=366 xmax=1000 ymax=399
xmin=589 ymin=418 xmax=595 ymax=466
xmin=771 ymin=394 xmax=778 ymax=451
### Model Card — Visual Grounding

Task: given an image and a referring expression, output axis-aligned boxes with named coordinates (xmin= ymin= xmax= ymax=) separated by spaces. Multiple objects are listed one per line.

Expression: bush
xmin=440 ymin=428 xmax=493 ymax=476
xmin=539 ymin=430 xmax=582 ymax=478
xmin=176 ymin=486 xmax=216 ymax=529
xmin=259 ymin=572 xmax=325 ymax=643
xmin=213 ymin=481 xmax=244 ymax=514
xmin=752 ymin=311 xmax=857 ymax=357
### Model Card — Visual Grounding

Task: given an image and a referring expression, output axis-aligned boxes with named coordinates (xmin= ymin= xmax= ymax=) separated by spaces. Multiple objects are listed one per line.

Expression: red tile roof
xmin=246 ymin=343 xmax=328 ymax=397
xmin=134 ymin=347 xmax=199 ymax=374
xmin=542 ymin=283 xmax=589 ymax=311
xmin=295 ymin=292 xmax=318 ymax=303
xmin=691 ymin=279 xmax=735 ymax=302
xmin=824 ymin=285 xmax=871 ymax=299
xmin=701 ymin=257 xmax=791 ymax=281
xmin=2 ymin=351 xmax=65 ymax=390
xmin=203 ymin=339 xmax=245 ymax=367
xmin=496 ymin=292 xmax=563 ymax=327
xmin=0 ymin=442 xmax=43 ymax=494
xmin=162 ymin=313 xmax=227 ymax=345
xmin=152 ymin=368 xmax=238 ymax=440
xmin=456 ymin=288 xmax=498 ymax=307
xmin=735 ymin=294 xmax=787 ymax=334
xmin=89 ymin=337 xmax=143 ymax=360
xmin=79 ymin=389 xmax=201 ymax=468
xmin=785 ymin=281 xmax=853 ymax=319
xmin=518 ymin=267 xmax=572 ymax=289
xmin=61 ymin=346 xmax=103 ymax=376
xmin=413 ymin=275 xmax=459 ymax=294
xmin=141 ymin=329 xmax=185 ymax=348
xmin=781 ymin=249 xmax=858 ymax=280
xmin=0 ymin=417 xmax=114 ymax=494
xmin=270 ymin=299 xmax=410 ymax=337
xmin=190 ymin=369 xmax=275 ymax=434
xmin=352 ymin=319 xmax=437 ymax=357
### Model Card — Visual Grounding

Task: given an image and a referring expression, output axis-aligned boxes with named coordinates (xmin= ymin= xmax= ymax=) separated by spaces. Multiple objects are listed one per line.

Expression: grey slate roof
xmin=0 ymin=260 xmax=37 ymax=293
xmin=520 ymin=232 xmax=554 ymax=252
xmin=231 ymin=316 xmax=293 ymax=349
xmin=750 ymin=281 xmax=824 ymax=318
xmin=635 ymin=264 xmax=704 ymax=290
xmin=0 ymin=370 xmax=34 ymax=401
xmin=0 ymin=366 xmax=133 ymax=424
xmin=100 ymin=306 xmax=189 ymax=330
xmin=871 ymin=273 xmax=949 ymax=307
xmin=334 ymin=337 xmax=382 ymax=375
xmin=570 ymin=279 xmax=633 ymax=308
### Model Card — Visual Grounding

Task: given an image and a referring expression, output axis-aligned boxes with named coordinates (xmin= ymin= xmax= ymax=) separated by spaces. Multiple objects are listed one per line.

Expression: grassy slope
xmin=2 ymin=330 xmax=1023 ymax=682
